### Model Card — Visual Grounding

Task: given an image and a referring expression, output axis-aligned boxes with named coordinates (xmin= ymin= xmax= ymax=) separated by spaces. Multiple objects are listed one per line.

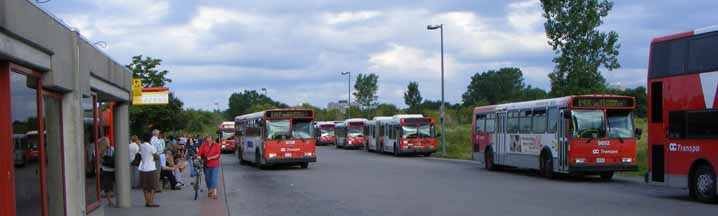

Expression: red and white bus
xmin=378 ymin=114 xmax=437 ymax=157
xmin=235 ymin=109 xmax=317 ymax=169
xmin=218 ymin=121 xmax=236 ymax=153
xmin=366 ymin=116 xmax=392 ymax=152
xmin=335 ymin=118 xmax=368 ymax=149
xmin=646 ymin=26 xmax=718 ymax=202
xmin=473 ymin=95 xmax=639 ymax=180
xmin=314 ymin=121 xmax=336 ymax=146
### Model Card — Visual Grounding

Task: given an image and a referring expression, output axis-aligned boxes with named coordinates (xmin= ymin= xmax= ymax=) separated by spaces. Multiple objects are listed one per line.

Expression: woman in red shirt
xmin=197 ymin=135 xmax=221 ymax=199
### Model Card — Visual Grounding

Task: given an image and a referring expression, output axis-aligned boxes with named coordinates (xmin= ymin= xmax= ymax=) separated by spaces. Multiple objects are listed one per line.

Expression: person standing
xmin=186 ymin=135 xmax=200 ymax=177
xmin=139 ymin=134 xmax=160 ymax=207
xmin=129 ymin=135 xmax=140 ymax=189
xmin=99 ymin=137 xmax=115 ymax=207
xmin=197 ymin=135 xmax=221 ymax=199
xmin=150 ymin=129 xmax=165 ymax=192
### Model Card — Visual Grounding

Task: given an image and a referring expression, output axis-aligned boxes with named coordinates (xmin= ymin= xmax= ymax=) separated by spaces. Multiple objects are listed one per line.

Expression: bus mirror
xmin=635 ymin=128 xmax=643 ymax=139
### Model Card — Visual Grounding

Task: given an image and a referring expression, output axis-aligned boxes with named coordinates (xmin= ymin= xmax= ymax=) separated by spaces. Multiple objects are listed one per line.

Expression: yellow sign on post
xmin=132 ymin=87 xmax=170 ymax=105
xmin=132 ymin=79 xmax=142 ymax=96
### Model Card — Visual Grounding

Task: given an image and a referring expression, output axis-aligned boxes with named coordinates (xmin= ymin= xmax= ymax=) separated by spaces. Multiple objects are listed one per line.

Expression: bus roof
xmin=234 ymin=108 xmax=314 ymax=121
xmin=392 ymin=114 xmax=423 ymax=119
xmin=652 ymin=25 xmax=718 ymax=43
xmin=345 ymin=118 xmax=368 ymax=123
xmin=473 ymin=94 xmax=634 ymax=113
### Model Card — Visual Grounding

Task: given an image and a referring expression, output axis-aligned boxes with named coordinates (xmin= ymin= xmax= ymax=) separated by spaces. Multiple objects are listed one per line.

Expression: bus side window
xmin=486 ymin=114 xmax=496 ymax=133
xmin=520 ymin=110 xmax=532 ymax=133
xmin=507 ymin=111 xmax=519 ymax=133
xmin=476 ymin=114 xmax=486 ymax=133
xmin=532 ymin=109 xmax=547 ymax=134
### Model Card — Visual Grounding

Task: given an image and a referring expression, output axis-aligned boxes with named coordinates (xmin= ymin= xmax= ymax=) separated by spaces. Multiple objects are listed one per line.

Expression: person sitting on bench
xmin=160 ymin=150 xmax=181 ymax=190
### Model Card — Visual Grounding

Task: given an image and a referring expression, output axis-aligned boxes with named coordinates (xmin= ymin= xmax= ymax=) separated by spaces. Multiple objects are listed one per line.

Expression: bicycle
xmin=192 ymin=157 xmax=205 ymax=200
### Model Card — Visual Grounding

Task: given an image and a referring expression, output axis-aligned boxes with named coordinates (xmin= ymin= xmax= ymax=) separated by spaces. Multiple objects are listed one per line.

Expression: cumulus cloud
xmin=41 ymin=0 xmax=715 ymax=110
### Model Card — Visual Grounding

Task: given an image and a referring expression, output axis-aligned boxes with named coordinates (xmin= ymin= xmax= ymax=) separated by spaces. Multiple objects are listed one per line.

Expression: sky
xmin=36 ymin=0 xmax=718 ymax=110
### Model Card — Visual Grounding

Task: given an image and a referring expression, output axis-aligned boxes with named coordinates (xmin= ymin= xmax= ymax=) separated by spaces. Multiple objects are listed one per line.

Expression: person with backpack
xmin=99 ymin=137 xmax=115 ymax=207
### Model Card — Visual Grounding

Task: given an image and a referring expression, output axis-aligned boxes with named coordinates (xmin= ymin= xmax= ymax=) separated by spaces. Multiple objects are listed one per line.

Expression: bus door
xmin=557 ymin=109 xmax=569 ymax=172
xmin=496 ymin=112 xmax=507 ymax=164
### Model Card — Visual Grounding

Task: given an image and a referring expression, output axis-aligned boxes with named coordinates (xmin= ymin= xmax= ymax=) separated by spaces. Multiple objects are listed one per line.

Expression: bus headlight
xmin=622 ymin=157 xmax=633 ymax=163
xmin=304 ymin=152 xmax=313 ymax=157
xmin=268 ymin=153 xmax=277 ymax=158
xmin=575 ymin=158 xmax=586 ymax=164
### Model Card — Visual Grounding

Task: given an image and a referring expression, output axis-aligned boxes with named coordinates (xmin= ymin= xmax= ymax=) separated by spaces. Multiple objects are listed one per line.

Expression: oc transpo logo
xmin=669 ymin=143 xmax=701 ymax=153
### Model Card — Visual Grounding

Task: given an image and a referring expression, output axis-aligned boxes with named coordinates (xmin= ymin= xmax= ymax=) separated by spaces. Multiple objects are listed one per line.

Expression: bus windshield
xmin=607 ymin=110 xmax=635 ymax=138
xmin=347 ymin=127 xmax=363 ymax=137
xmin=571 ymin=110 xmax=606 ymax=139
xmin=267 ymin=120 xmax=290 ymax=140
xmin=292 ymin=120 xmax=313 ymax=139
xmin=320 ymin=128 xmax=335 ymax=137
xmin=402 ymin=125 xmax=433 ymax=138
xmin=220 ymin=131 xmax=235 ymax=140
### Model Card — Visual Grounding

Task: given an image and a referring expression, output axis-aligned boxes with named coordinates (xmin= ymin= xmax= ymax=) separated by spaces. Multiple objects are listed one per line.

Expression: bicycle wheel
xmin=193 ymin=173 xmax=201 ymax=200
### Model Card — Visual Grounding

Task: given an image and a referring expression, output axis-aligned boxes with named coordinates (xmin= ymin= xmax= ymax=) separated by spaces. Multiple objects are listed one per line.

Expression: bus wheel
xmin=691 ymin=164 xmax=717 ymax=203
xmin=599 ymin=172 xmax=614 ymax=181
xmin=300 ymin=162 xmax=309 ymax=169
xmin=540 ymin=153 xmax=554 ymax=179
xmin=484 ymin=148 xmax=495 ymax=171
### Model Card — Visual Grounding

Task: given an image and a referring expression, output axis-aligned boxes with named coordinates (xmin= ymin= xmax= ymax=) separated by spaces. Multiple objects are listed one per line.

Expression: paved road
xmin=220 ymin=146 xmax=715 ymax=216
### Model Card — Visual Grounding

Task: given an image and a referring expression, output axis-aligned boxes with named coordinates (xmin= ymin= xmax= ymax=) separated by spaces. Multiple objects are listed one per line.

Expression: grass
xmin=621 ymin=118 xmax=648 ymax=176
xmin=437 ymin=124 xmax=473 ymax=160
xmin=437 ymin=118 xmax=650 ymax=177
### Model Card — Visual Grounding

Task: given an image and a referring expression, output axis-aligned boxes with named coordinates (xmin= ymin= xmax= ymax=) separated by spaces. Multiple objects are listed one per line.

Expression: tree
xmin=608 ymin=86 xmax=647 ymax=118
xmin=540 ymin=0 xmax=621 ymax=96
xmin=404 ymin=81 xmax=423 ymax=113
xmin=374 ymin=104 xmax=401 ymax=117
xmin=521 ymin=85 xmax=549 ymax=101
xmin=353 ymin=73 xmax=379 ymax=111
xmin=225 ymin=90 xmax=287 ymax=119
xmin=126 ymin=55 xmax=172 ymax=87
xmin=462 ymin=67 xmax=525 ymax=105
xmin=129 ymin=93 xmax=185 ymax=136
xmin=126 ymin=55 xmax=184 ymax=136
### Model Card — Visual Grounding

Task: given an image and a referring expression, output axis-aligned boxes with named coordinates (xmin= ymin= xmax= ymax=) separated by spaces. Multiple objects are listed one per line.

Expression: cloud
xmin=368 ymin=43 xmax=463 ymax=80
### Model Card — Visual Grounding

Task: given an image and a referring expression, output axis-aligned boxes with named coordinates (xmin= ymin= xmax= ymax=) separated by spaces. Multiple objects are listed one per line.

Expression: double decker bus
xmin=646 ymin=26 xmax=718 ymax=202
xmin=217 ymin=121 xmax=236 ymax=153
xmin=366 ymin=116 xmax=392 ymax=152
xmin=335 ymin=118 xmax=368 ymax=149
xmin=315 ymin=121 xmax=336 ymax=146
xmin=380 ymin=115 xmax=437 ymax=157
xmin=235 ymin=109 xmax=317 ymax=169
xmin=472 ymin=95 xmax=639 ymax=180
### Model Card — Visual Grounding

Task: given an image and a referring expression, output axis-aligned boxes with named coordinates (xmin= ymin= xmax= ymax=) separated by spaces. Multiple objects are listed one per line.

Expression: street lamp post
xmin=427 ymin=24 xmax=446 ymax=157
xmin=341 ymin=72 xmax=351 ymax=119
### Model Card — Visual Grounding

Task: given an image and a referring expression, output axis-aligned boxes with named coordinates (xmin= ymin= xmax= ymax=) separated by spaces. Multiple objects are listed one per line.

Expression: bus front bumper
xmin=266 ymin=156 xmax=317 ymax=165
xmin=570 ymin=163 xmax=638 ymax=172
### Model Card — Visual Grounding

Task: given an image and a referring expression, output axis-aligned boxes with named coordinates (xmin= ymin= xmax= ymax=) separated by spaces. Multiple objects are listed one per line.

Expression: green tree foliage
xmin=126 ymin=55 xmax=172 ymax=87
xmin=521 ymin=85 xmax=549 ymax=101
xmin=374 ymin=104 xmax=401 ymax=117
xmin=129 ymin=93 xmax=184 ymax=136
xmin=181 ymin=109 xmax=224 ymax=134
xmin=463 ymin=67 xmax=547 ymax=105
xmin=225 ymin=90 xmax=287 ymax=119
xmin=607 ymin=86 xmax=647 ymax=118
xmin=540 ymin=0 xmax=621 ymax=96
xmin=403 ymin=81 xmax=423 ymax=113
xmin=353 ymin=73 xmax=379 ymax=110
xmin=126 ymin=55 xmax=185 ymax=136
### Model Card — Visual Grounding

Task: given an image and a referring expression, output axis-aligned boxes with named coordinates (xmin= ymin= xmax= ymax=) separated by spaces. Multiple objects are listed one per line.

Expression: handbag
xmin=101 ymin=148 xmax=115 ymax=168
xmin=131 ymin=153 xmax=142 ymax=166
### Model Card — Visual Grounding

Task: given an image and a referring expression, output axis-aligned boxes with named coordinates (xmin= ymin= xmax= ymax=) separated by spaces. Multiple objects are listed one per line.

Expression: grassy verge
xmin=437 ymin=124 xmax=473 ymax=160
xmin=620 ymin=118 xmax=648 ymax=176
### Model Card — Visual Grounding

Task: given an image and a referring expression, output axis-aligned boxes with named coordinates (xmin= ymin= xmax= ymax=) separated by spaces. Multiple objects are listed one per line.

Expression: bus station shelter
xmin=0 ymin=1 xmax=133 ymax=215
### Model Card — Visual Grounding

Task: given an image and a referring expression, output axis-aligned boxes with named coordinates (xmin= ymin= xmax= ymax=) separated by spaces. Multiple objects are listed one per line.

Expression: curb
xmin=425 ymin=156 xmax=482 ymax=165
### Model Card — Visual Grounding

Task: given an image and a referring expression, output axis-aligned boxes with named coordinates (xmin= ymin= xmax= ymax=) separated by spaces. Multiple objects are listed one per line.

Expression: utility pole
xmin=341 ymin=72 xmax=351 ymax=119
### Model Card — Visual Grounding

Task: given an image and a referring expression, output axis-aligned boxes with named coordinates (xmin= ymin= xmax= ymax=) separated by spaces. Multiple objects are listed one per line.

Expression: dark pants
xmin=161 ymin=170 xmax=178 ymax=189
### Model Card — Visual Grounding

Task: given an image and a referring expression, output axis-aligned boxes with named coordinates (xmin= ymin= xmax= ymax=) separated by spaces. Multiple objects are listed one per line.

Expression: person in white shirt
xmin=139 ymin=134 xmax=159 ymax=207
xmin=129 ymin=136 xmax=140 ymax=189
xmin=150 ymin=129 xmax=165 ymax=192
